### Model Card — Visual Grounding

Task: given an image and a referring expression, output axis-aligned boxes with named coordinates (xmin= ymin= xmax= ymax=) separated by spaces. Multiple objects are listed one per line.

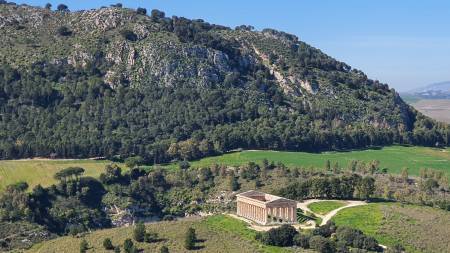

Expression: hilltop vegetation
xmin=0 ymin=2 xmax=449 ymax=163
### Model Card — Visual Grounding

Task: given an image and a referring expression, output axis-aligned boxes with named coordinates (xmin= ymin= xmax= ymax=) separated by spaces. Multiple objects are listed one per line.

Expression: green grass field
xmin=0 ymin=159 xmax=122 ymax=191
xmin=29 ymin=215 xmax=302 ymax=253
xmin=307 ymin=201 xmax=346 ymax=215
xmin=167 ymin=146 xmax=450 ymax=177
xmin=332 ymin=203 xmax=450 ymax=253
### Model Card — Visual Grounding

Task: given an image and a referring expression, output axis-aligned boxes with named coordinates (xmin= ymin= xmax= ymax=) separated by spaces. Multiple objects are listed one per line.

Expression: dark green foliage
xmin=120 ymin=30 xmax=137 ymax=41
xmin=256 ymin=224 xmax=298 ymax=247
xmin=123 ymin=239 xmax=133 ymax=253
xmin=80 ymin=239 xmax=89 ymax=253
xmin=57 ymin=26 xmax=72 ymax=36
xmin=335 ymin=226 xmax=381 ymax=251
xmin=136 ymin=7 xmax=147 ymax=15
xmin=312 ymin=221 xmax=337 ymax=238
xmin=293 ymin=233 xmax=310 ymax=248
xmin=44 ymin=3 xmax=51 ymax=9
xmin=114 ymin=246 xmax=121 ymax=253
xmin=125 ymin=156 xmax=144 ymax=168
xmin=309 ymin=235 xmax=335 ymax=253
xmin=229 ymin=175 xmax=240 ymax=191
xmin=103 ymin=238 xmax=114 ymax=250
xmin=151 ymin=9 xmax=165 ymax=20
xmin=278 ymin=174 xmax=368 ymax=200
xmin=160 ymin=245 xmax=169 ymax=253
xmin=133 ymin=222 xmax=145 ymax=242
xmin=184 ymin=227 xmax=196 ymax=250
xmin=56 ymin=4 xmax=68 ymax=12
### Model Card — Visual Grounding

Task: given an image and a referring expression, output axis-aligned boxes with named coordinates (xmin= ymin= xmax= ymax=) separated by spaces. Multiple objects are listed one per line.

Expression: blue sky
xmin=15 ymin=0 xmax=450 ymax=91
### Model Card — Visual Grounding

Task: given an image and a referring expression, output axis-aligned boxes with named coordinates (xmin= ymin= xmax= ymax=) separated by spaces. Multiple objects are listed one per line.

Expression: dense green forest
xmin=0 ymin=2 xmax=449 ymax=162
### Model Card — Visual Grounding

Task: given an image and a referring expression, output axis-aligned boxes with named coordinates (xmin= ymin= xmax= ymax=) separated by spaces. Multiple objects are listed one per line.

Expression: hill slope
xmin=0 ymin=2 xmax=449 ymax=162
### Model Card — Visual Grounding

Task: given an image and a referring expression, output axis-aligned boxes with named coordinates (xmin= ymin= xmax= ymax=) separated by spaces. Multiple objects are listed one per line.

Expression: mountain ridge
xmin=0 ymin=2 xmax=448 ymax=161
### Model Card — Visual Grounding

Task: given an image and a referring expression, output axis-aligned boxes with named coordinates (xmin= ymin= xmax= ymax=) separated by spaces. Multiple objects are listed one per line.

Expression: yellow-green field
xmin=166 ymin=146 xmax=450 ymax=177
xmin=28 ymin=215 xmax=303 ymax=253
xmin=332 ymin=203 xmax=450 ymax=253
xmin=0 ymin=159 xmax=122 ymax=191
xmin=307 ymin=201 xmax=346 ymax=215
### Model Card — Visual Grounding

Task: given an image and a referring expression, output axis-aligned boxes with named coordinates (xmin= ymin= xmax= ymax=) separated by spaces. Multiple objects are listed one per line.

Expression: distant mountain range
xmin=403 ymin=81 xmax=450 ymax=99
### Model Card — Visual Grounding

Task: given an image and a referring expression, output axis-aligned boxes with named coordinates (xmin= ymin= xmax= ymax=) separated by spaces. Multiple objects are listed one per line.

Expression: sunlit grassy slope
xmin=332 ymin=203 xmax=450 ymax=253
xmin=29 ymin=215 xmax=300 ymax=253
xmin=0 ymin=159 xmax=121 ymax=191
xmin=166 ymin=146 xmax=450 ymax=177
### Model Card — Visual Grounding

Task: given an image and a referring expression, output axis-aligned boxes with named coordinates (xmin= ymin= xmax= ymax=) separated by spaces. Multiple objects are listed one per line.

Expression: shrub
xmin=120 ymin=30 xmax=138 ymax=42
xmin=256 ymin=224 xmax=298 ymax=247
xmin=80 ymin=239 xmax=89 ymax=253
xmin=133 ymin=222 xmax=145 ymax=242
xmin=136 ymin=7 xmax=147 ymax=15
xmin=293 ymin=233 xmax=310 ymax=248
xmin=57 ymin=26 xmax=72 ymax=36
xmin=312 ymin=221 xmax=337 ymax=237
xmin=184 ymin=227 xmax=196 ymax=250
xmin=151 ymin=9 xmax=165 ymax=20
xmin=114 ymin=246 xmax=121 ymax=253
xmin=123 ymin=239 xmax=133 ymax=253
xmin=103 ymin=238 xmax=114 ymax=250
xmin=160 ymin=246 xmax=169 ymax=253
xmin=45 ymin=3 xmax=51 ymax=9
xmin=309 ymin=235 xmax=335 ymax=253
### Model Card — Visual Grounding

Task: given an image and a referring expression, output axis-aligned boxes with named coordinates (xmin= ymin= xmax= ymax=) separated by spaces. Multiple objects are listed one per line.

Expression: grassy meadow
xmin=167 ymin=146 xmax=450 ymax=177
xmin=0 ymin=159 xmax=122 ymax=191
xmin=332 ymin=203 xmax=450 ymax=253
xmin=28 ymin=215 xmax=305 ymax=253
xmin=307 ymin=201 xmax=346 ymax=215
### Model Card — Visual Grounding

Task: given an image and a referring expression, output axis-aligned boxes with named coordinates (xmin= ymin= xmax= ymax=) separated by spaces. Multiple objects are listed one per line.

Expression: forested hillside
xmin=0 ymin=2 xmax=449 ymax=162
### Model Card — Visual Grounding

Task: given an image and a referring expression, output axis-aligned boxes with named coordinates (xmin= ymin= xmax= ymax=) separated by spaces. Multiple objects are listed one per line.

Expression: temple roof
xmin=236 ymin=190 xmax=296 ymax=204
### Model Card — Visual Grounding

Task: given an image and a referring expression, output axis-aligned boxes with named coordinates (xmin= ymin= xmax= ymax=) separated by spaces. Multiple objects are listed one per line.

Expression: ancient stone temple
xmin=236 ymin=190 xmax=297 ymax=225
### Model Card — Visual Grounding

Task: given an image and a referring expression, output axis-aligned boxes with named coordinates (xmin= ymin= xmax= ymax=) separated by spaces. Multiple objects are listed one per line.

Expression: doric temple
xmin=236 ymin=190 xmax=297 ymax=225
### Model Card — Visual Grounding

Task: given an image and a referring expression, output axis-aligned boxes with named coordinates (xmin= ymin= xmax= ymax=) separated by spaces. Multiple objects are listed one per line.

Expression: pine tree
xmin=184 ymin=228 xmax=196 ymax=250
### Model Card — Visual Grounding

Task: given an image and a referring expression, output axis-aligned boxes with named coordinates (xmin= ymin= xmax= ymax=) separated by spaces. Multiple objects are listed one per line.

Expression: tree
xmin=258 ymin=225 xmax=298 ymax=247
xmin=57 ymin=4 xmax=69 ymax=12
xmin=160 ymin=246 xmax=169 ymax=253
xmin=356 ymin=176 xmax=375 ymax=200
xmin=120 ymin=30 xmax=138 ymax=42
xmin=325 ymin=160 xmax=331 ymax=172
xmin=401 ymin=168 xmax=409 ymax=182
xmin=293 ymin=234 xmax=310 ymax=248
xmin=123 ymin=239 xmax=133 ymax=253
xmin=103 ymin=238 xmax=114 ymax=250
xmin=133 ymin=222 xmax=146 ymax=242
xmin=45 ymin=3 xmax=52 ymax=9
xmin=114 ymin=246 xmax=121 ymax=253
xmin=80 ymin=239 xmax=89 ymax=253
xmin=125 ymin=156 xmax=144 ymax=168
xmin=151 ymin=9 xmax=165 ymax=21
xmin=57 ymin=26 xmax=72 ymax=36
xmin=136 ymin=7 xmax=147 ymax=15
xmin=229 ymin=175 xmax=240 ymax=191
xmin=178 ymin=160 xmax=190 ymax=170
xmin=184 ymin=227 xmax=196 ymax=250
xmin=309 ymin=235 xmax=335 ymax=253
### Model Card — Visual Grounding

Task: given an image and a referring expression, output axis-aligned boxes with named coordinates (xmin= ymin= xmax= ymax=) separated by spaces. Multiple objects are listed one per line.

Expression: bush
xmin=151 ymin=9 xmax=165 ymax=20
xmin=184 ymin=227 xmax=196 ymax=250
xmin=293 ymin=233 xmax=310 ymax=248
xmin=80 ymin=239 xmax=89 ymax=253
xmin=57 ymin=26 xmax=72 ymax=36
xmin=103 ymin=238 xmax=114 ymax=250
xmin=160 ymin=246 xmax=169 ymax=253
xmin=133 ymin=222 xmax=145 ymax=242
xmin=312 ymin=221 xmax=337 ymax=237
xmin=114 ymin=246 xmax=121 ymax=253
xmin=120 ymin=30 xmax=138 ymax=42
xmin=256 ymin=224 xmax=298 ymax=247
xmin=123 ymin=239 xmax=133 ymax=253
xmin=136 ymin=7 xmax=147 ymax=15
xmin=309 ymin=235 xmax=335 ymax=253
